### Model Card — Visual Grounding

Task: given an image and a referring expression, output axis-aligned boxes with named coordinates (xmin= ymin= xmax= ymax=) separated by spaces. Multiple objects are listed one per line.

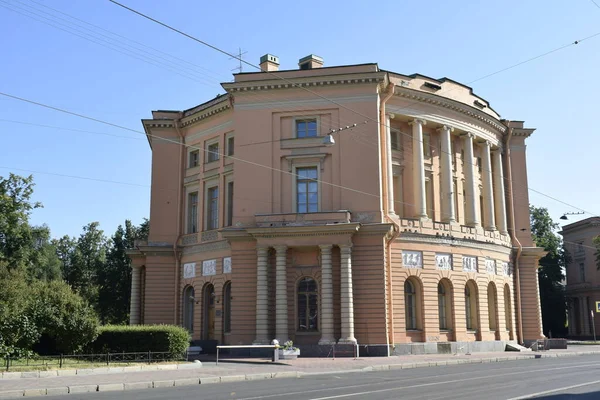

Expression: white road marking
xmin=506 ymin=379 xmax=600 ymax=400
xmin=237 ymin=361 xmax=600 ymax=400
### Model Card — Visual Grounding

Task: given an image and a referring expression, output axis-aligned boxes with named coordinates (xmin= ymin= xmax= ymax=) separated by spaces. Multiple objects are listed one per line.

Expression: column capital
xmin=257 ymin=246 xmax=269 ymax=256
xmin=436 ymin=125 xmax=454 ymax=133
xmin=478 ymin=139 xmax=491 ymax=148
xmin=408 ymin=118 xmax=427 ymax=126
xmin=461 ymin=132 xmax=475 ymax=139
xmin=273 ymin=245 xmax=288 ymax=253
xmin=319 ymin=244 xmax=333 ymax=253
xmin=386 ymin=112 xmax=396 ymax=119
xmin=339 ymin=244 xmax=353 ymax=253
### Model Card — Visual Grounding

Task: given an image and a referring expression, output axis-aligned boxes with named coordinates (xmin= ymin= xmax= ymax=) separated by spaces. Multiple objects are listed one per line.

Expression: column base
xmin=484 ymin=226 xmax=497 ymax=232
xmin=338 ymin=338 xmax=357 ymax=345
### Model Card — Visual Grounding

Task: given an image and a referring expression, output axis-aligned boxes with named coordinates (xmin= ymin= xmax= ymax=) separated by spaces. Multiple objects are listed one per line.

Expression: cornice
xmin=222 ymin=72 xmax=385 ymax=93
xmin=142 ymin=120 xmax=175 ymax=129
xmin=182 ymin=239 xmax=230 ymax=255
xmin=397 ymin=232 xmax=512 ymax=255
xmin=247 ymin=223 xmax=360 ymax=239
xmin=180 ymin=103 xmax=232 ymax=128
xmin=394 ymin=87 xmax=506 ymax=134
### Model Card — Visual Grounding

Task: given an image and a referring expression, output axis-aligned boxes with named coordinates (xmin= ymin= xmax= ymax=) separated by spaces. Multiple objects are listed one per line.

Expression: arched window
xmin=223 ymin=281 xmax=232 ymax=334
xmin=488 ymin=283 xmax=498 ymax=332
xmin=465 ymin=281 xmax=478 ymax=331
xmin=405 ymin=280 xmax=417 ymax=330
xmin=504 ymin=284 xmax=513 ymax=335
xmin=182 ymin=285 xmax=195 ymax=334
xmin=438 ymin=282 xmax=448 ymax=330
xmin=297 ymin=277 xmax=318 ymax=332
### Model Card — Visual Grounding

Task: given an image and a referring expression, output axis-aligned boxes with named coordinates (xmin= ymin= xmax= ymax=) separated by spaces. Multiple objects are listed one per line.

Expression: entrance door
xmin=203 ymin=284 xmax=215 ymax=340
xmin=183 ymin=286 xmax=194 ymax=334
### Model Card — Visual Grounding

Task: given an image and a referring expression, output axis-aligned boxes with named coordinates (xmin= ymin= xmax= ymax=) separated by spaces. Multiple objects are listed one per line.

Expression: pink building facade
xmin=127 ymin=55 xmax=546 ymax=355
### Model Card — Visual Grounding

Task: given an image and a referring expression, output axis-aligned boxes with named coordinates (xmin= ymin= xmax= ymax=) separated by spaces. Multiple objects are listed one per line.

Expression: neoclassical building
xmin=562 ymin=217 xmax=600 ymax=338
xmin=128 ymin=54 xmax=546 ymax=355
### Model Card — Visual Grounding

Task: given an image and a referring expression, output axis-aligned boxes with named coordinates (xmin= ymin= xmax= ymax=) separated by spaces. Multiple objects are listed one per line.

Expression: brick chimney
xmin=259 ymin=54 xmax=279 ymax=72
xmin=298 ymin=54 xmax=323 ymax=70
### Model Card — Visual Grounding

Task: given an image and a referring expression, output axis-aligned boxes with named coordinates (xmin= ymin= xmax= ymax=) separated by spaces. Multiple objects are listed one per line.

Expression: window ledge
xmin=281 ymin=136 xmax=324 ymax=149
xmin=406 ymin=329 xmax=422 ymax=332
xmin=204 ymin=160 xmax=220 ymax=171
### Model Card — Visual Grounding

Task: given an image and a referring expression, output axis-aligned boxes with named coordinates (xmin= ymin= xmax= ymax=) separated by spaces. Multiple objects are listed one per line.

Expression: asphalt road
xmin=33 ymin=354 xmax=600 ymax=400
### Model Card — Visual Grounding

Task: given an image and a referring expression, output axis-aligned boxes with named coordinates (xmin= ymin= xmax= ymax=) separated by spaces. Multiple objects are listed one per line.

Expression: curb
xmin=0 ymin=362 xmax=202 ymax=380
xmin=1 ymin=351 xmax=600 ymax=398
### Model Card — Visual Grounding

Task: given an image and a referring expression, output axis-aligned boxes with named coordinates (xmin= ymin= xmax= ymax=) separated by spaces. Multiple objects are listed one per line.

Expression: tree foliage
xmin=530 ymin=205 xmax=569 ymax=337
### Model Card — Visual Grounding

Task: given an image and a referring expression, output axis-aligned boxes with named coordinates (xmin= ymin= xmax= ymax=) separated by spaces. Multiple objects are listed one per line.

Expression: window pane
xmin=297 ymin=294 xmax=307 ymax=331
xmin=307 ymin=120 xmax=317 ymax=130
xmin=297 ymin=121 xmax=306 ymax=131
xmin=298 ymin=203 xmax=307 ymax=213
xmin=307 ymin=169 xmax=318 ymax=179
xmin=308 ymin=294 xmax=318 ymax=330
xmin=308 ymin=203 xmax=318 ymax=213
xmin=297 ymin=193 xmax=307 ymax=203
xmin=308 ymin=192 xmax=318 ymax=204
xmin=308 ymin=182 xmax=318 ymax=192
xmin=297 ymin=183 xmax=307 ymax=193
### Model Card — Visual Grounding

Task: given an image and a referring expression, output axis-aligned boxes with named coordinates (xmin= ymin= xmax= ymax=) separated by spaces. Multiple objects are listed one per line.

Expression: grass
xmin=2 ymin=357 xmax=187 ymax=372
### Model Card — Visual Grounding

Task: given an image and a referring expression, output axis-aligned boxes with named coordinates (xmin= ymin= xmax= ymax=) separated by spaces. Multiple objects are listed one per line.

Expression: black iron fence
xmin=3 ymin=351 xmax=191 ymax=371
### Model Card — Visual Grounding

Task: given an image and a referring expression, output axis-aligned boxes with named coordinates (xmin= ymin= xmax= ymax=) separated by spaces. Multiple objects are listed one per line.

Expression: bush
xmin=28 ymin=280 xmax=99 ymax=354
xmin=89 ymin=325 xmax=191 ymax=356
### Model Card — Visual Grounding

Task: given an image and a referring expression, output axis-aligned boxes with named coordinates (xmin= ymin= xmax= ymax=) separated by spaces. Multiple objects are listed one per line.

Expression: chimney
xmin=259 ymin=54 xmax=279 ymax=72
xmin=298 ymin=54 xmax=323 ymax=70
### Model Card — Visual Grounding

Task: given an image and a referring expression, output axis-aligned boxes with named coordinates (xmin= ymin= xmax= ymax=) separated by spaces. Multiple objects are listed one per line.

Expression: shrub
xmin=89 ymin=325 xmax=191 ymax=356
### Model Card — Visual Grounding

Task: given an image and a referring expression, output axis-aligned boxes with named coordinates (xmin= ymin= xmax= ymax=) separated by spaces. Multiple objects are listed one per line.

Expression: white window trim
xmin=225 ymin=132 xmax=235 ymax=157
xmin=204 ymin=178 xmax=219 ymax=231
xmin=292 ymin=163 xmax=321 ymax=213
xmin=188 ymin=149 xmax=200 ymax=169
xmin=224 ymin=173 xmax=234 ymax=227
xmin=205 ymin=137 xmax=221 ymax=164
xmin=293 ymin=116 xmax=321 ymax=139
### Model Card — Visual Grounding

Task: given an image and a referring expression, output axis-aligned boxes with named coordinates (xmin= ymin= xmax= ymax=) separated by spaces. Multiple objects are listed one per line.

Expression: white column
xmin=409 ymin=119 xmax=428 ymax=219
xmin=339 ymin=244 xmax=357 ymax=344
xmin=438 ymin=125 xmax=455 ymax=223
xmin=129 ymin=265 xmax=141 ymax=325
xmin=462 ymin=132 xmax=479 ymax=227
xmin=318 ymin=245 xmax=335 ymax=345
xmin=385 ymin=114 xmax=396 ymax=215
xmin=492 ymin=149 xmax=508 ymax=234
xmin=275 ymin=245 xmax=289 ymax=343
xmin=254 ymin=246 xmax=269 ymax=344
xmin=481 ymin=140 xmax=496 ymax=231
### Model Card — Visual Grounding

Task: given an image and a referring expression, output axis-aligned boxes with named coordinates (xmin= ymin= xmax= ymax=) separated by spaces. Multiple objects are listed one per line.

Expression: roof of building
xmin=560 ymin=216 xmax=600 ymax=235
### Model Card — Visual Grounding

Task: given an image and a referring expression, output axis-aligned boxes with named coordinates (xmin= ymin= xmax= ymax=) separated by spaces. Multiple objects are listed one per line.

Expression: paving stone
xmin=23 ymin=388 xmax=45 ymax=397
xmin=153 ymin=380 xmax=174 ymax=388
xmin=272 ymin=371 xmax=298 ymax=378
xmin=68 ymin=385 xmax=98 ymax=393
xmin=123 ymin=382 xmax=153 ymax=390
xmin=1 ymin=372 xmax=22 ymax=380
xmin=98 ymin=383 xmax=124 ymax=392
xmin=56 ymin=369 xmax=77 ymax=376
xmin=174 ymin=378 xmax=200 ymax=386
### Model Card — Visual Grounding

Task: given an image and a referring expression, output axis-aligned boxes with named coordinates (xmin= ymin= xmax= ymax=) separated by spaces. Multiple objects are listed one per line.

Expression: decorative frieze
xmin=436 ymin=253 xmax=453 ymax=270
xmin=183 ymin=262 xmax=196 ymax=279
xmin=402 ymin=251 xmax=423 ymax=269
xmin=223 ymin=257 xmax=232 ymax=274
xmin=502 ymin=262 xmax=513 ymax=276
xmin=201 ymin=231 xmax=219 ymax=242
xmin=462 ymin=256 xmax=477 ymax=272
xmin=486 ymin=259 xmax=496 ymax=275
xmin=202 ymin=259 xmax=217 ymax=276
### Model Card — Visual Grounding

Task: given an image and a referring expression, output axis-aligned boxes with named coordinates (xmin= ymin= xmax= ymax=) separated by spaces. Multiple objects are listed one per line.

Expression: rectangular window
xmin=391 ymin=131 xmax=399 ymax=151
xmin=479 ymin=195 xmax=485 ymax=227
xmin=580 ymin=263 xmax=586 ymax=282
xmin=296 ymin=119 xmax=317 ymax=138
xmin=227 ymin=136 xmax=234 ymax=156
xmin=296 ymin=167 xmax=318 ymax=213
xmin=454 ymin=180 xmax=460 ymax=224
xmin=206 ymin=142 xmax=219 ymax=163
xmin=477 ymin=157 xmax=482 ymax=174
xmin=451 ymin=140 xmax=456 ymax=171
xmin=226 ymin=181 xmax=234 ymax=227
xmin=207 ymin=186 xmax=219 ymax=230
xmin=189 ymin=150 xmax=199 ymax=168
xmin=425 ymin=178 xmax=433 ymax=219
xmin=423 ymin=132 xmax=431 ymax=158
xmin=187 ymin=192 xmax=198 ymax=233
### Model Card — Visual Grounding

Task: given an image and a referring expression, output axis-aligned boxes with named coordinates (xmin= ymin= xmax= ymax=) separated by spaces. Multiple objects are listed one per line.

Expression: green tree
xmin=0 ymin=174 xmax=42 ymax=270
xmin=27 ymin=225 xmax=62 ymax=282
xmin=530 ymin=205 xmax=569 ymax=337
xmin=137 ymin=218 xmax=149 ymax=242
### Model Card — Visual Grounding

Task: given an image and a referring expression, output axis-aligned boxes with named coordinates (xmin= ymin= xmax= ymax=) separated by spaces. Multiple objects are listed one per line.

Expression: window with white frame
xmin=187 ymin=192 xmax=198 ymax=234
xmin=391 ymin=131 xmax=400 ymax=151
xmin=226 ymin=181 xmax=234 ymax=227
xmin=189 ymin=150 xmax=199 ymax=168
xmin=226 ymin=136 xmax=234 ymax=157
xmin=296 ymin=167 xmax=318 ymax=213
xmin=206 ymin=141 xmax=219 ymax=163
xmin=296 ymin=119 xmax=317 ymax=138
xmin=206 ymin=186 xmax=219 ymax=230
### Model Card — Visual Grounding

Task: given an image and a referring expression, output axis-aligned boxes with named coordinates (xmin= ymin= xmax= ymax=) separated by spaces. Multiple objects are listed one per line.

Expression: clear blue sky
xmin=1 ymin=0 xmax=598 ymax=239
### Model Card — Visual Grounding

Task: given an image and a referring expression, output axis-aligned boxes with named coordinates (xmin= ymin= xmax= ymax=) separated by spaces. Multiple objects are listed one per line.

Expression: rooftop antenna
xmin=230 ymin=47 xmax=247 ymax=73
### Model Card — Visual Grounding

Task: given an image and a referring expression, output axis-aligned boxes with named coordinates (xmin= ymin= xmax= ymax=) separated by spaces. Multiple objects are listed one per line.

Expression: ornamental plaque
xmin=223 ymin=257 xmax=232 ymax=274
xmin=486 ymin=259 xmax=496 ymax=275
xmin=402 ymin=251 xmax=423 ymax=268
xmin=462 ymin=256 xmax=477 ymax=272
xmin=436 ymin=253 xmax=452 ymax=270
xmin=183 ymin=262 xmax=196 ymax=279
xmin=202 ymin=259 xmax=217 ymax=276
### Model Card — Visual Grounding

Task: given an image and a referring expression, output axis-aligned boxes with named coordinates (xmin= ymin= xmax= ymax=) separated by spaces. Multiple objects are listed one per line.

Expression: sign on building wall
xmin=402 ymin=251 xmax=423 ymax=268
xmin=486 ymin=259 xmax=496 ymax=275
xmin=182 ymin=262 xmax=196 ymax=279
xmin=223 ymin=257 xmax=232 ymax=274
xmin=436 ymin=253 xmax=452 ymax=270
xmin=462 ymin=256 xmax=477 ymax=272
xmin=502 ymin=262 xmax=513 ymax=276
xmin=202 ymin=259 xmax=217 ymax=276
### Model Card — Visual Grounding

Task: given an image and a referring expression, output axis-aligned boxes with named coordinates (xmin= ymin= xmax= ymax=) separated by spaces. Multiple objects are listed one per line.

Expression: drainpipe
xmin=504 ymin=123 xmax=524 ymax=344
xmin=379 ymin=78 xmax=399 ymax=355
xmin=173 ymin=113 xmax=185 ymax=325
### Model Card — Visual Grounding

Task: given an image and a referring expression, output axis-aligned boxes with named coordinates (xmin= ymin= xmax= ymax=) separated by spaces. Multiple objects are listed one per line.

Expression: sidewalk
xmin=2 ymin=346 xmax=600 ymax=398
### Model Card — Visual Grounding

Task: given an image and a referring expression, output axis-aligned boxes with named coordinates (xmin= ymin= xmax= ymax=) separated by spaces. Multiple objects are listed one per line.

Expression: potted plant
xmin=277 ymin=340 xmax=300 ymax=360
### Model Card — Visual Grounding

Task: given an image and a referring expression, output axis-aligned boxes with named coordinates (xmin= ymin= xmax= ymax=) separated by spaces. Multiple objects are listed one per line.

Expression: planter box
xmin=278 ymin=349 xmax=300 ymax=360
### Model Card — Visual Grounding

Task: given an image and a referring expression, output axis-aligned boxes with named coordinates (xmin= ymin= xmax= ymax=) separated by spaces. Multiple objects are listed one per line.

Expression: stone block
xmin=153 ymin=380 xmax=174 ymax=388
xmin=174 ymin=378 xmax=199 ymax=386
xmin=424 ymin=343 xmax=438 ymax=354
xmin=39 ymin=370 xmax=58 ymax=378
xmin=388 ymin=364 xmax=403 ymax=370
xmin=98 ymin=384 xmax=124 ymax=392
xmin=177 ymin=363 xmax=202 ymax=369
xmin=121 ymin=366 xmax=142 ymax=372
xmin=410 ymin=344 xmax=425 ymax=355
xmin=370 ymin=365 xmax=390 ymax=371
xmin=392 ymin=344 xmax=411 ymax=355
xmin=401 ymin=363 xmax=416 ymax=369
xmin=46 ymin=387 xmax=69 ymax=396
xmin=272 ymin=371 xmax=298 ymax=378
xmin=220 ymin=375 xmax=246 ymax=383
xmin=21 ymin=372 xmax=39 ymax=379
xmin=1 ymin=372 xmax=22 ymax=380
xmin=57 ymin=369 xmax=77 ymax=376
xmin=69 ymin=385 xmax=98 ymax=394
xmin=141 ymin=365 xmax=158 ymax=371
xmin=414 ymin=362 xmax=430 ymax=368
xmin=75 ymin=368 xmax=95 ymax=375
xmin=437 ymin=342 xmax=452 ymax=354
xmin=0 ymin=390 xmax=24 ymax=399
xmin=156 ymin=364 xmax=178 ymax=371
xmin=124 ymin=382 xmax=152 ymax=391
xmin=24 ymin=389 xmax=45 ymax=397
xmin=245 ymin=373 xmax=272 ymax=380
xmin=91 ymin=367 xmax=111 ymax=374
xmin=199 ymin=376 xmax=220 ymax=384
